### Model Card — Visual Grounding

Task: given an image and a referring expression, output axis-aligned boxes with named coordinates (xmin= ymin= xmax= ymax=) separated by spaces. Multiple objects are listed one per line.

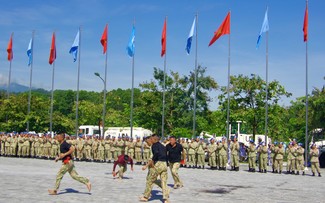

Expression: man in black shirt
xmin=139 ymin=134 xmax=169 ymax=203
xmin=166 ymin=136 xmax=184 ymax=189
xmin=48 ymin=133 xmax=91 ymax=195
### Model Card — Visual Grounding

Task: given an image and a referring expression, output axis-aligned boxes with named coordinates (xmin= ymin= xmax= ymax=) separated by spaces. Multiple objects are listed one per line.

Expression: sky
xmin=0 ymin=0 xmax=324 ymax=110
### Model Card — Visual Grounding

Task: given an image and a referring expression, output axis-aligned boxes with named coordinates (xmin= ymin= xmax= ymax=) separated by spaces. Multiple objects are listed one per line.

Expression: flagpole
xmin=102 ymin=26 xmax=108 ymax=139
xmin=304 ymin=0 xmax=309 ymax=169
xmin=192 ymin=13 xmax=198 ymax=138
xmin=162 ymin=16 xmax=167 ymax=138
xmin=130 ymin=20 xmax=135 ymax=139
xmin=264 ymin=30 xmax=269 ymax=145
xmin=226 ymin=12 xmax=231 ymax=139
xmin=6 ymin=32 xmax=13 ymax=123
xmin=50 ymin=61 xmax=55 ymax=135
xmin=27 ymin=31 xmax=35 ymax=131
xmin=75 ymin=26 xmax=81 ymax=137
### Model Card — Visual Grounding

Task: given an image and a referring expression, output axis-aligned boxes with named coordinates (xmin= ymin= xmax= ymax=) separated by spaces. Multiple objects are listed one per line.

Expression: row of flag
xmin=5 ymin=6 xmax=309 ymax=66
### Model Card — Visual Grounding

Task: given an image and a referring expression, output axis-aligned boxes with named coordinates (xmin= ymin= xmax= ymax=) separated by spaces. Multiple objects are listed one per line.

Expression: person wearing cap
xmin=112 ymin=154 xmax=134 ymax=179
xmin=143 ymin=137 xmax=151 ymax=165
xmin=270 ymin=142 xmax=278 ymax=173
xmin=286 ymin=142 xmax=294 ymax=174
xmin=48 ymin=133 xmax=91 ymax=195
xmin=110 ymin=136 xmax=116 ymax=161
xmin=91 ymin=136 xmax=99 ymax=162
xmin=197 ymin=138 xmax=206 ymax=169
xmin=128 ymin=138 xmax=135 ymax=160
xmin=207 ymin=138 xmax=217 ymax=170
xmin=166 ymin=136 xmax=184 ymax=189
xmin=104 ymin=136 xmax=111 ymax=162
xmin=139 ymin=134 xmax=169 ymax=203
xmin=257 ymin=141 xmax=268 ymax=173
xmin=296 ymin=143 xmax=305 ymax=175
xmin=310 ymin=144 xmax=321 ymax=177
xmin=217 ymin=137 xmax=228 ymax=171
xmin=188 ymin=138 xmax=198 ymax=168
xmin=180 ymin=138 xmax=189 ymax=167
xmin=230 ymin=136 xmax=240 ymax=171
xmin=124 ymin=136 xmax=131 ymax=156
xmin=98 ymin=137 xmax=105 ymax=162
xmin=51 ymin=136 xmax=59 ymax=160
xmin=274 ymin=142 xmax=285 ymax=174
xmin=115 ymin=136 xmax=125 ymax=160
xmin=77 ymin=136 xmax=85 ymax=161
xmin=292 ymin=139 xmax=299 ymax=174
xmin=135 ymin=136 xmax=143 ymax=164
xmin=247 ymin=140 xmax=256 ymax=172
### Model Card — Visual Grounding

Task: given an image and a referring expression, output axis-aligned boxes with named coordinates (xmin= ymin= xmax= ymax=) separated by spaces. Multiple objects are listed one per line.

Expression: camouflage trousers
xmin=143 ymin=161 xmax=169 ymax=200
xmin=311 ymin=161 xmax=321 ymax=174
xmin=169 ymin=162 xmax=182 ymax=187
xmin=188 ymin=154 xmax=196 ymax=166
xmin=231 ymin=154 xmax=239 ymax=168
xmin=209 ymin=154 xmax=217 ymax=167
xmin=274 ymin=159 xmax=283 ymax=172
xmin=197 ymin=153 xmax=205 ymax=167
xmin=296 ymin=158 xmax=304 ymax=172
xmin=135 ymin=151 xmax=142 ymax=163
xmin=219 ymin=154 xmax=227 ymax=168
xmin=55 ymin=160 xmax=89 ymax=190
xmin=117 ymin=164 xmax=127 ymax=178
xmin=248 ymin=156 xmax=256 ymax=169
xmin=259 ymin=156 xmax=268 ymax=170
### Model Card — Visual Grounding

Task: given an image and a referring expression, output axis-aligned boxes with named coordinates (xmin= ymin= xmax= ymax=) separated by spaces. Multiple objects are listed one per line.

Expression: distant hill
xmin=0 ymin=82 xmax=48 ymax=93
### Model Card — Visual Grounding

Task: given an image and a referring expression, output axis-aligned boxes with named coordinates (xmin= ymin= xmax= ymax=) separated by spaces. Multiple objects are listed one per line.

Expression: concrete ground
xmin=0 ymin=157 xmax=324 ymax=203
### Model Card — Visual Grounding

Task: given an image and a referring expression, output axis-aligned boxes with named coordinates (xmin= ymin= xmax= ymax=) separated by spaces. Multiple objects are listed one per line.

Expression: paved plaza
xmin=0 ymin=157 xmax=324 ymax=203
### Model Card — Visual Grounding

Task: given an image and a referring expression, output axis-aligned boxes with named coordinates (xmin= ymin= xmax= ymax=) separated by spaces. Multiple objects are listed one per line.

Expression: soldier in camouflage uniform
xmin=296 ymin=143 xmax=305 ymax=175
xmin=110 ymin=136 xmax=116 ymax=161
xmin=218 ymin=137 xmax=228 ymax=171
xmin=207 ymin=138 xmax=217 ymax=170
xmin=76 ymin=136 xmax=84 ymax=161
xmin=257 ymin=141 xmax=268 ymax=173
xmin=128 ymin=138 xmax=135 ymax=159
xmin=115 ymin=136 xmax=125 ymax=160
xmin=104 ymin=136 xmax=111 ymax=162
xmin=142 ymin=139 xmax=151 ymax=165
xmin=51 ymin=137 xmax=59 ymax=159
xmin=181 ymin=138 xmax=189 ymax=167
xmin=196 ymin=138 xmax=206 ymax=169
xmin=230 ymin=136 xmax=240 ymax=171
xmin=139 ymin=135 xmax=169 ymax=203
xmin=135 ymin=137 xmax=143 ymax=164
xmin=310 ymin=144 xmax=321 ymax=177
xmin=92 ymin=136 xmax=99 ymax=161
xmin=274 ymin=142 xmax=284 ymax=174
xmin=247 ymin=139 xmax=256 ymax=172
xmin=188 ymin=138 xmax=198 ymax=168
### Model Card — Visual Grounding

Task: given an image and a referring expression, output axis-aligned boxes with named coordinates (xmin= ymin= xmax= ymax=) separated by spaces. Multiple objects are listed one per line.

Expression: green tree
xmin=218 ymin=74 xmax=291 ymax=139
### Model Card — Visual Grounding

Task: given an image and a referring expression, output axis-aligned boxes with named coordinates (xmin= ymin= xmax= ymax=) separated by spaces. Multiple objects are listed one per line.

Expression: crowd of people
xmin=0 ymin=132 xmax=322 ymax=177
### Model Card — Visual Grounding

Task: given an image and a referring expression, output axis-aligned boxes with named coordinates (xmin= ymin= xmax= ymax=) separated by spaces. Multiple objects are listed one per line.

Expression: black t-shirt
xmin=60 ymin=140 xmax=72 ymax=162
xmin=151 ymin=142 xmax=167 ymax=163
xmin=166 ymin=142 xmax=183 ymax=163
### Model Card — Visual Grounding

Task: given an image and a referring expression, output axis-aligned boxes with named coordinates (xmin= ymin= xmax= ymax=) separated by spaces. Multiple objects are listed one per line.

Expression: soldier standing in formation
xmin=207 ymin=138 xmax=217 ymax=170
xmin=258 ymin=141 xmax=268 ymax=173
xmin=218 ymin=137 xmax=228 ymax=171
xmin=196 ymin=138 xmax=206 ymax=169
xmin=230 ymin=136 xmax=240 ymax=171
xmin=310 ymin=143 xmax=321 ymax=177
xmin=274 ymin=142 xmax=285 ymax=174
xmin=247 ymin=139 xmax=256 ymax=172
xmin=188 ymin=138 xmax=197 ymax=168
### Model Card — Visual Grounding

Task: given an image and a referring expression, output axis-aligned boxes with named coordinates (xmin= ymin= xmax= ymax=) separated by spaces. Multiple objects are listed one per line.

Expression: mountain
xmin=0 ymin=82 xmax=31 ymax=93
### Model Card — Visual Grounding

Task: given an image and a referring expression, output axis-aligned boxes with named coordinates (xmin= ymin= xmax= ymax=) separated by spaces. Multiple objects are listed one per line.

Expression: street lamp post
xmin=94 ymin=72 xmax=106 ymax=138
